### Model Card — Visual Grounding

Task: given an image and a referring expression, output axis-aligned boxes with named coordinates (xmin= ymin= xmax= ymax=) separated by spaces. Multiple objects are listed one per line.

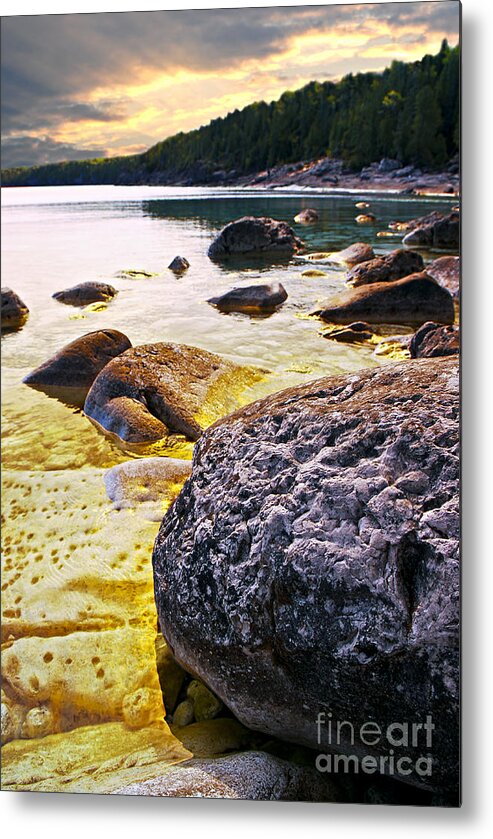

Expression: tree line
xmin=2 ymin=41 xmax=459 ymax=187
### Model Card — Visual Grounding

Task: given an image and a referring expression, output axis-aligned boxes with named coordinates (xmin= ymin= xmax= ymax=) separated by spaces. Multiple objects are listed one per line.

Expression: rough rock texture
xmin=294 ymin=209 xmax=319 ymax=224
xmin=410 ymin=322 xmax=460 ymax=358
xmin=104 ymin=457 xmax=192 ymax=521
xmin=168 ymin=256 xmax=190 ymax=273
xmin=305 ymin=243 xmax=375 ymax=267
xmin=402 ymin=211 xmax=459 ymax=250
xmin=52 ymin=281 xmax=117 ymax=307
xmin=84 ymin=342 xmax=262 ymax=444
xmin=112 ymin=751 xmax=340 ymax=800
xmin=207 ymin=216 xmax=303 ymax=259
xmin=425 ymin=256 xmax=460 ymax=299
xmin=23 ymin=329 xmax=132 ymax=406
xmin=346 ymin=249 xmax=424 ymax=287
xmin=153 ymin=358 xmax=459 ymax=797
xmin=312 ymin=272 xmax=455 ymax=326
xmin=1 ymin=288 xmax=29 ymax=331
xmin=208 ymin=282 xmax=288 ymax=314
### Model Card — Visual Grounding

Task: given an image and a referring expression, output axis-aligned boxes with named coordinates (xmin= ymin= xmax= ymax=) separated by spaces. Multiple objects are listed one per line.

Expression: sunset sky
xmin=1 ymin=1 xmax=460 ymax=169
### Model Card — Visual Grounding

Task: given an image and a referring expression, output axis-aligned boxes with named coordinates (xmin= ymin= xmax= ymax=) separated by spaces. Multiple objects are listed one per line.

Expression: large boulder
xmin=52 ymin=282 xmax=117 ymax=307
xmin=208 ymin=283 xmax=288 ymax=314
xmin=346 ymin=249 xmax=424 ymax=287
xmin=425 ymin=256 xmax=460 ymax=299
xmin=312 ymin=272 xmax=455 ymax=326
xmin=84 ymin=342 xmax=262 ymax=444
xmin=153 ymin=358 xmax=459 ymax=798
xmin=1 ymin=288 xmax=29 ymax=331
xmin=410 ymin=322 xmax=459 ymax=358
xmin=207 ymin=217 xmax=303 ymax=259
xmin=402 ymin=212 xmax=459 ymax=250
xmin=23 ymin=329 xmax=131 ymax=406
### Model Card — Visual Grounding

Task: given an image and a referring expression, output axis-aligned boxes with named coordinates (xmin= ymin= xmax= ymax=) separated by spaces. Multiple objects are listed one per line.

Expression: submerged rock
xmin=410 ymin=322 xmax=460 ymax=358
xmin=52 ymin=282 xmax=117 ymax=307
xmin=168 ymin=256 xmax=190 ymax=273
xmin=402 ymin=211 xmax=459 ymax=250
xmin=1 ymin=288 xmax=29 ymax=331
xmin=425 ymin=256 xmax=460 ymax=299
xmin=208 ymin=282 xmax=288 ymax=314
xmin=23 ymin=329 xmax=132 ymax=406
xmin=294 ymin=208 xmax=319 ymax=224
xmin=312 ymin=272 xmax=455 ymax=326
xmin=346 ymin=249 xmax=424 ymax=287
xmin=207 ymin=216 xmax=303 ymax=259
xmin=104 ymin=456 xmax=192 ymax=520
xmin=153 ymin=358 xmax=459 ymax=797
xmin=355 ymin=213 xmax=376 ymax=224
xmin=84 ymin=342 xmax=262 ymax=444
xmin=115 ymin=269 xmax=157 ymax=280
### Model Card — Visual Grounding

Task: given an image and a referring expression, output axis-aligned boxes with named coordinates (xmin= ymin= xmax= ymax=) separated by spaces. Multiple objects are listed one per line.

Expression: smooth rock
xmin=347 ymin=249 xmax=424 ymax=287
xmin=173 ymin=699 xmax=195 ymax=728
xmin=294 ymin=209 xmax=319 ymax=224
xmin=104 ymin=457 xmax=192 ymax=520
xmin=52 ymin=281 xmax=117 ymax=307
xmin=322 ymin=322 xmax=373 ymax=343
xmin=402 ymin=212 xmax=459 ymax=250
xmin=84 ymin=342 xmax=262 ymax=444
xmin=301 ymin=269 xmax=328 ymax=278
xmin=168 ymin=256 xmax=190 ymax=273
xmin=410 ymin=322 xmax=460 ymax=358
xmin=355 ymin=213 xmax=376 ymax=224
xmin=187 ymin=680 xmax=223 ymax=721
xmin=425 ymin=256 xmax=460 ymax=299
xmin=112 ymin=751 xmax=341 ymax=801
xmin=1 ymin=288 xmax=29 ymax=331
xmin=208 ymin=282 xmax=288 ymax=314
xmin=306 ymin=243 xmax=374 ymax=268
xmin=355 ymin=202 xmax=370 ymax=209
xmin=153 ymin=358 xmax=459 ymax=797
xmin=312 ymin=272 xmax=455 ymax=326
xmin=207 ymin=216 xmax=303 ymax=259
xmin=23 ymin=329 xmax=132 ymax=406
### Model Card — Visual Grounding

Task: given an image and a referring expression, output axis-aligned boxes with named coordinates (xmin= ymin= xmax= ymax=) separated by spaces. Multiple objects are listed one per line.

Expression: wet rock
xmin=322 ymin=322 xmax=374 ymax=343
xmin=153 ymin=358 xmax=459 ymax=797
xmin=355 ymin=213 xmax=376 ymax=224
xmin=306 ymin=243 xmax=374 ymax=268
xmin=115 ymin=269 xmax=157 ymax=280
xmin=294 ymin=209 xmax=319 ymax=224
xmin=52 ymin=281 xmax=117 ymax=307
xmin=23 ymin=329 xmax=132 ymax=406
xmin=84 ymin=342 xmax=261 ymax=444
xmin=1 ymin=288 xmax=29 ymax=331
xmin=312 ymin=272 xmax=455 ymax=326
xmin=347 ymin=249 xmax=424 ymax=287
xmin=425 ymin=256 xmax=460 ymax=299
xmin=355 ymin=201 xmax=370 ymax=209
xmin=402 ymin=211 xmax=459 ymax=250
xmin=113 ymin=751 xmax=341 ymax=801
xmin=207 ymin=216 xmax=303 ymax=259
xmin=301 ymin=269 xmax=328 ymax=278
xmin=168 ymin=256 xmax=190 ymax=273
xmin=410 ymin=322 xmax=460 ymax=358
xmin=208 ymin=282 xmax=288 ymax=314
xmin=104 ymin=457 xmax=192 ymax=520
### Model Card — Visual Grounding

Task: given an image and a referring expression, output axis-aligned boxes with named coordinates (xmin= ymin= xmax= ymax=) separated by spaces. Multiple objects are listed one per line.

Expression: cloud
xmin=0 ymin=2 xmax=460 ymax=168
xmin=1 ymin=135 xmax=106 ymax=168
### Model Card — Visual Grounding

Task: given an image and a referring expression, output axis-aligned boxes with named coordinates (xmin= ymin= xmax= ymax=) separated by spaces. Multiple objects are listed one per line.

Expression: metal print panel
xmin=1 ymin=0 xmax=460 ymax=805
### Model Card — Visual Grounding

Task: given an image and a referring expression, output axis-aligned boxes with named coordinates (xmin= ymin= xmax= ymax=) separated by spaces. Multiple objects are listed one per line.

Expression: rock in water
xmin=208 ymin=283 xmax=288 ymax=314
xmin=104 ymin=457 xmax=192 ymax=520
xmin=23 ymin=329 xmax=132 ymax=406
xmin=1 ymin=288 xmax=29 ymax=331
xmin=410 ymin=322 xmax=460 ymax=358
xmin=355 ymin=213 xmax=376 ymax=224
xmin=168 ymin=256 xmax=190 ymax=273
xmin=207 ymin=216 xmax=303 ymax=259
xmin=346 ymin=249 xmax=424 ymax=287
xmin=312 ymin=272 xmax=455 ymax=326
xmin=153 ymin=358 xmax=459 ymax=797
xmin=425 ymin=256 xmax=460 ymax=299
xmin=84 ymin=342 xmax=262 ymax=444
xmin=52 ymin=282 xmax=117 ymax=307
xmin=402 ymin=211 xmax=459 ymax=249
xmin=294 ymin=209 xmax=319 ymax=224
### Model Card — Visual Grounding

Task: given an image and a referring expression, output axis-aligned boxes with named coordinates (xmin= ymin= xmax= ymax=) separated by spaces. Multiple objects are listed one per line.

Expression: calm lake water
xmin=1 ymin=184 xmax=456 ymax=470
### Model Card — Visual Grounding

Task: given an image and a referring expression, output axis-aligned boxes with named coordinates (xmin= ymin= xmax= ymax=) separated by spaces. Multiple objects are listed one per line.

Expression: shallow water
xmin=1 ymin=184 xmax=456 ymax=467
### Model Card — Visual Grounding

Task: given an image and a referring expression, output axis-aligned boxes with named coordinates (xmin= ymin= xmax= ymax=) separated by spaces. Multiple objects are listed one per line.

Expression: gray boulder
xmin=208 ymin=217 xmax=303 ymax=259
xmin=425 ymin=256 xmax=460 ymax=299
xmin=410 ymin=322 xmax=459 ymax=358
xmin=208 ymin=283 xmax=288 ymax=314
xmin=52 ymin=281 xmax=117 ymax=307
xmin=84 ymin=342 xmax=261 ymax=444
xmin=23 ymin=329 xmax=131 ymax=406
xmin=153 ymin=358 xmax=459 ymax=798
xmin=312 ymin=272 xmax=455 ymax=326
xmin=347 ymin=249 xmax=424 ymax=287
xmin=1 ymin=288 xmax=29 ymax=331
xmin=402 ymin=212 xmax=459 ymax=250
xmin=378 ymin=158 xmax=401 ymax=173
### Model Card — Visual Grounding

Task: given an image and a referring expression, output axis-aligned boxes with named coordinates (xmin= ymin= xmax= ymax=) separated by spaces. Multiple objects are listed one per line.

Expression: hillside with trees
xmin=1 ymin=41 xmax=459 ymax=187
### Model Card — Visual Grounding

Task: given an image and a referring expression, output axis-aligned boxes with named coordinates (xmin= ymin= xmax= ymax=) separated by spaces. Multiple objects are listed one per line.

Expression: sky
xmin=1 ymin=1 xmax=460 ymax=169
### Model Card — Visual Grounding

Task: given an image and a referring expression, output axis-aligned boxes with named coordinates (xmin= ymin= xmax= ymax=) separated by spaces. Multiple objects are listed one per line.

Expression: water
xmin=1 ymin=184 xmax=456 ymax=470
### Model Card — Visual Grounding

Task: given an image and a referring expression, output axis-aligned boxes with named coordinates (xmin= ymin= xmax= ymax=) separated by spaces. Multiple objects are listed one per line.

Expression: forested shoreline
xmin=1 ymin=41 xmax=459 ymax=188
